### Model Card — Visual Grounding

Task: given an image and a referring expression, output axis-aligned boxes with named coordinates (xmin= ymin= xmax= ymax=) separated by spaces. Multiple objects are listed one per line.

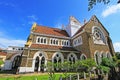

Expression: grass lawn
xmin=0 ymin=73 xmax=69 ymax=80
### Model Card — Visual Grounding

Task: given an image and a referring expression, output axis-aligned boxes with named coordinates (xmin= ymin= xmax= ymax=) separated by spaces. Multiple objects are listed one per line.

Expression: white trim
xmin=52 ymin=52 xmax=64 ymax=70
xmin=67 ymin=53 xmax=78 ymax=61
xmin=92 ymin=26 xmax=107 ymax=45
xmin=11 ymin=53 xmax=22 ymax=62
xmin=106 ymin=52 xmax=112 ymax=59
xmin=36 ymin=36 xmax=47 ymax=44
xmin=100 ymin=51 xmax=107 ymax=58
xmin=94 ymin=50 xmax=101 ymax=65
xmin=32 ymin=51 xmax=48 ymax=72
xmin=4 ymin=53 xmax=22 ymax=70
xmin=80 ymin=54 xmax=87 ymax=60
xmin=52 ymin=52 xmax=64 ymax=63
xmin=19 ymin=67 xmax=34 ymax=73
xmin=49 ymin=38 xmax=59 ymax=46
xmin=61 ymin=40 xmax=70 ymax=47
xmin=73 ymin=36 xmax=82 ymax=47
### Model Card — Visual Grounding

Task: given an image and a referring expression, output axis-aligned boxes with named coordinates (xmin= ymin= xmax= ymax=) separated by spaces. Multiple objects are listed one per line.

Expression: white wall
xmin=3 ymin=60 xmax=12 ymax=70
xmin=19 ymin=67 xmax=34 ymax=73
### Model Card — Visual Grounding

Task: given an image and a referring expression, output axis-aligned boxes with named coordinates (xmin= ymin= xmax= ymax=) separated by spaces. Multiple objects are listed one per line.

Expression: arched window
xmin=44 ymin=38 xmax=46 ymax=43
xmin=56 ymin=40 xmax=58 ymax=45
xmin=61 ymin=40 xmax=70 ymax=46
xmin=66 ymin=41 xmax=69 ymax=46
xmin=37 ymin=38 xmax=40 ymax=43
xmin=73 ymin=36 xmax=82 ymax=46
xmin=41 ymin=38 xmax=43 ymax=43
xmin=93 ymin=27 xmax=106 ymax=44
xmin=51 ymin=39 xmax=52 ymax=44
xmin=94 ymin=52 xmax=101 ymax=65
xmin=67 ymin=53 xmax=77 ymax=64
xmin=12 ymin=56 xmax=21 ymax=69
xmin=33 ymin=52 xmax=47 ymax=72
xmin=53 ymin=40 xmax=56 ymax=44
xmin=50 ymin=38 xmax=59 ymax=45
xmin=52 ymin=52 xmax=64 ymax=71
xmin=36 ymin=37 xmax=47 ymax=44
xmin=101 ymin=53 xmax=106 ymax=58
xmin=107 ymin=52 xmax=112 ymax=60
xmin=80 ymin=54 xmax=87 ymax=60
xmin=34 ymin=56 xmax=39 ymax=72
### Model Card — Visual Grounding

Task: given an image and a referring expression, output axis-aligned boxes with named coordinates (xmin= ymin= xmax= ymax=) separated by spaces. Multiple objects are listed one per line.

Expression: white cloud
xmin=113 ymin=42 xmax=120 ymax=52
xmin=102 ymin=4 xmax=120 ymax=17
xmin=0 ymin=31 xmax=26 ymax=49
xmin=27 ymin=15 xmax=38 ymax=25
xmin=27 ymin=15 xmax=38 ymax=21
xmin=0 ymin=2 xmax=15 ymax=7
xmin=0 ymin=38 xmax=26 ymax=49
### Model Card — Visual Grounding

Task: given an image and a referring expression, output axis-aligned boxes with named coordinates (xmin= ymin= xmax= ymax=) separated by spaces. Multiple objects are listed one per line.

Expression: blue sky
xmin=0 ymin=0 xmax=120 ymax=52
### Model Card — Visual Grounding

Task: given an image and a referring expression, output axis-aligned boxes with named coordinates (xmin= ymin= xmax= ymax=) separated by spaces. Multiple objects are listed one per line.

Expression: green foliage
xmin=115 ymin=52 xmax=120 ymax=59
xmin=88 ymin=0 xmax=110 ymax=11
xmin=62 ymin=61 xmax=71 ymax=71
xmin=101 ymin=58 xmax=116 ymax=68
xmin=47 ymin=61 xmax=56 ymax=80
xmin=116 ymin=60 xmax=120 ymax=67
xmin=79 ymin=59 xmax=96 ymax=72
xmin=0 ymin=74 xmax=64 ymax=80
xmin=0 ymin=60 xmax=4 ymax=66
xmin=97 ymin=65 xmax=110 ymax=74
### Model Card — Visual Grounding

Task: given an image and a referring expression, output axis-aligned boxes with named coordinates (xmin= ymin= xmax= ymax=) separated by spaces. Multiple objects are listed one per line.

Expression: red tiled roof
xmin=0 ymin=52 xmax=7 ymax=56
xmin=34 ymin=25 xmax=69 ymax=37
xmin=30 ymin=44 xmax=77 ymax=51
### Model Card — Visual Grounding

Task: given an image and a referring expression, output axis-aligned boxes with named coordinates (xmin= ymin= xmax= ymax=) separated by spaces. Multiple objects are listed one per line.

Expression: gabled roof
xmin=30 ymin=44 xmax=78 ymax=51
xmin=73 ymin=15 xmax=109 ymax=36
xmin=91 ymin=15 xmax=109 ymax=35
xmin=32 ymin=24 xmax=69 ymax=37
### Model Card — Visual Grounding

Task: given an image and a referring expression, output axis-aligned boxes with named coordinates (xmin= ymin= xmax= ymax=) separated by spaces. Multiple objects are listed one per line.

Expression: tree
xmin=114 ymin=52 xmax=120 ymax=72
xmin=99 ymin=58 xmax=118 ymax=80
xmin=115 ymin=52 xmax=120 ymax=59
xmin=88 ymin=0 xmax=120 ymax=11
xmin=47 ymin=61 xmax=56 ymax=80
xmin=88 ymin=0 xmax=110 ymax=11
xmin=61 ymin=61 xmax=70 ymax=79
xmin=81 ymin=59 xmax=96 ymax=72
xmin=0 ymin=60 xmax=4 ymax=68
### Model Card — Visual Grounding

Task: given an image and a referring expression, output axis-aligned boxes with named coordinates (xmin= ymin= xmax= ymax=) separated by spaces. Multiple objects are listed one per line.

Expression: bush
xmin=0 ymin=60 xmax=4 ymax=66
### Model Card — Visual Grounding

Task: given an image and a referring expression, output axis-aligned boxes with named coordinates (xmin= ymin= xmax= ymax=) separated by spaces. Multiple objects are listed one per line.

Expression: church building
xmin=4 ymin=15 xmax=115 ymax=73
